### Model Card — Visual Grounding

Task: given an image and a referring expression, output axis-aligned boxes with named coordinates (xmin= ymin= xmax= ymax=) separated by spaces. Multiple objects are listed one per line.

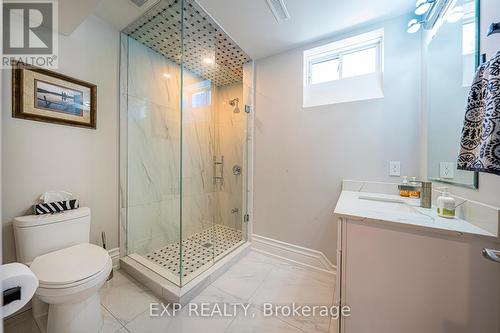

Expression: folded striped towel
xmin=33 ymin=199 xmax=80 ymax=215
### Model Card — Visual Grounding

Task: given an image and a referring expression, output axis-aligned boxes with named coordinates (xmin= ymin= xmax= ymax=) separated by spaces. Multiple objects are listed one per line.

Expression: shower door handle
xmin=213 ymin=156 xmax=224 ymax=184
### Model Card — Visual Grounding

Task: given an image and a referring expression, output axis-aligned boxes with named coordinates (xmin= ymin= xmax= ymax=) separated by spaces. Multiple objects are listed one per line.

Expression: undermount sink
xmin=357 ymin=194 xmax=421 ymax=215
xmin=358 ymin=195 xmax=405 ymax=204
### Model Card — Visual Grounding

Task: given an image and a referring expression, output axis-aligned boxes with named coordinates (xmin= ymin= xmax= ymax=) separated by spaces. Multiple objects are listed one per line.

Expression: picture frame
xmin=12 ymin=61 xmax=97 ymax=129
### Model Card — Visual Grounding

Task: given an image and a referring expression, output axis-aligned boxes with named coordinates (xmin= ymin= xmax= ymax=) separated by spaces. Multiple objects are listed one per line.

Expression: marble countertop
xmin=334 ymin=190 xmax=497 ymax=238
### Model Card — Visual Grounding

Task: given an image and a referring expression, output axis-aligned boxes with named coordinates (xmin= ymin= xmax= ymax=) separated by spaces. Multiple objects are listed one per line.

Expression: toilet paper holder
xmin=3 ymin=286 xmax=22 ymax=306
xmin=1 ymin=262 xmax=39 ymax=318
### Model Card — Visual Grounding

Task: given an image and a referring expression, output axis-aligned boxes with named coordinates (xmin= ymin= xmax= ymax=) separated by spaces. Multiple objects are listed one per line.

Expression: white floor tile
xmin=3 ymin=251 xmax=336 ymax=333
xmin=4 ymin=310 xmax=40 ymax=333
xmin=126 ymin=285 xmax=243 ymax=333
xmin=115 ymin=326 xmax=129 ymax=332
xmin=225 ymin=305 xmax=304 ymax=333
xmin=211 ymin=251 xmax=276 ymax=301
xmin=100 ymin=270 xmax=159 ymax=325
xmin=249 ymin=264 xmax=335 ymax=333
xmin=124 ymin=310 xmax=172 ymax=333
xmin=100 ymin=306 xmax=126 ymax=333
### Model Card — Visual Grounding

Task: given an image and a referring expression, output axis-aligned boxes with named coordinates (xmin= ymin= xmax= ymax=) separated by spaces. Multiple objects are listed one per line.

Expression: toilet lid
xmin=30 ymin=243 xmax=110 ymax=286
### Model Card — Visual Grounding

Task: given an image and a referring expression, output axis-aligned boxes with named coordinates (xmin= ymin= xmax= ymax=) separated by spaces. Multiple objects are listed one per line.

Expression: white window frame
xmin=303 ymin=29 xmax=384 ymax=108
xmin=305 ymin=32 xmax=383 ymax=86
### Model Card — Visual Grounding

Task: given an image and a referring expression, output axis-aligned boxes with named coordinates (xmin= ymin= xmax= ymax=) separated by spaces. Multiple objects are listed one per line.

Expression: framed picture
xmin=12 ymin=61 xmax=97 ymax=129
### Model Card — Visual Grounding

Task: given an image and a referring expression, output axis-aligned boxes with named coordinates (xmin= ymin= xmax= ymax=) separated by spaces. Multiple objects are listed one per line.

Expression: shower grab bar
xmin=213 ymin=155 xmax=224 ymax=184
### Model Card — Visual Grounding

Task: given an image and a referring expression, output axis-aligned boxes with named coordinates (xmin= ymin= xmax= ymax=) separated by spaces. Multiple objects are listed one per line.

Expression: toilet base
xmin=33 ymin=293 xmax=103 ymax=333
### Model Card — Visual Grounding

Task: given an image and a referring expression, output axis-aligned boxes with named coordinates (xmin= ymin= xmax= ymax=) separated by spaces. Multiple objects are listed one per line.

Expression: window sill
xmin=303 ymin=72 xmax=384 ymax=108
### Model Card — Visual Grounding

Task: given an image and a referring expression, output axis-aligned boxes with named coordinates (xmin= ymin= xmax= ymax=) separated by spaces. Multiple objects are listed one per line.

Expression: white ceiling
xmin=94 ymin=0 xmax=161 ymax=31
xmin=57 ymin=0 xmax=159 ymax=35
xmin=58 ymin=0 xmax=102 ymax=35
xmin=196 ymin=0 xmax=415 ymax=59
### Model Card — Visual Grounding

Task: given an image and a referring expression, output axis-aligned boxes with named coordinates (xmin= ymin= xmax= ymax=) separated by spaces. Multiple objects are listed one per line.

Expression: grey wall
xmin=253 ymin=14 xmax=422 ymax=261
xmin=1 ymin=15 xmax=120 ymax=263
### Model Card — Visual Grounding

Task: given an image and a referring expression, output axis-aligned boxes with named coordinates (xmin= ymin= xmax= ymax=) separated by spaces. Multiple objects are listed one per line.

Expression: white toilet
xmin=13 ymin=207 xmax=112 ymax=333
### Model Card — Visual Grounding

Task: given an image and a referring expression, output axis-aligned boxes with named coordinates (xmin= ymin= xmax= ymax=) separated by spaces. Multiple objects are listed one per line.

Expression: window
xmin=192 ymin=90 xmax=211 ymax=108
xmin=310 ymin=58 xmax=340 ymax=84
xmin=307 ymin=44 xmax=379 ymax=84
xmin=303 ymin=29 xmax=384 ymax=107
xmin=305 ymin=30 xmax=382 ymax=86
xmin=342 ymin=47 xmax=378 ymax=78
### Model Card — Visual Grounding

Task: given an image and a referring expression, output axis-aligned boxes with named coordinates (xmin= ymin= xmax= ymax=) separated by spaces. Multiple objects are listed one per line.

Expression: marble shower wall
xmin=125 ymin=37 xmax=246 ymax=255
xmin=126 ymin=37 xmax=182 ymax=255
xmin=215 ymin=83 xmax=245 ymax=232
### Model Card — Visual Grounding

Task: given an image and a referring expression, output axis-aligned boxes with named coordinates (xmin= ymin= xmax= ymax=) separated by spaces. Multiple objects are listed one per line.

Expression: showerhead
xmin=229 ymin=98 xmax=240 ymax=113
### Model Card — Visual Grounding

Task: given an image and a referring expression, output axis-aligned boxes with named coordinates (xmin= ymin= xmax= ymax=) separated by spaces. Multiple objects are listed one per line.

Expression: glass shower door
xmin=213 ymin=81 xmax=248 ymax=257
xmin=179 ymin=1 xmax=249 ymax=283
xmin=122 ymin=0 xmax=251 ymax=288
xmin=124 ymin=0 xmax=183 ymax=286
xmin=180 ymin=72 xmax=217 ymax=285
xmin=180 ymin=73 xmax=249 ymax=285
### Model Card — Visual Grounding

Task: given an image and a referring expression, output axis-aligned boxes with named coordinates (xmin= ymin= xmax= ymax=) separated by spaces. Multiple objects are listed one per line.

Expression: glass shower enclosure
xmin=120 ymin=0 xmax=252 ymax=287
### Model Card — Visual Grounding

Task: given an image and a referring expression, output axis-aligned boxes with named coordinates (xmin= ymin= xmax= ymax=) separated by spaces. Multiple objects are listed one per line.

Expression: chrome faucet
xmin=398 ymin=180 xmax=432 ymax=208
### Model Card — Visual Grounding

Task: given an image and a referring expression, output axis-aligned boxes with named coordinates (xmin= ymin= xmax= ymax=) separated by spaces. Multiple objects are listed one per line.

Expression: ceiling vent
xmin=266 ymin=0 xmax=291 ymax=23
xmin=129 ymin=0 xmax=149 ymax=7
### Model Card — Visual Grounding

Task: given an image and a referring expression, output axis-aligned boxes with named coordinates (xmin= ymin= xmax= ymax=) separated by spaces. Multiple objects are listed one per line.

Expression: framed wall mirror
xmin=425 ymin=0 xmax=480 ymax=188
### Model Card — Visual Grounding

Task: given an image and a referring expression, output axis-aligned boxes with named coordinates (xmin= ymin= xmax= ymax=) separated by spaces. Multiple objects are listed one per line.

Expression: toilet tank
xmin=13 ymin=207 xmax=91 ymax=264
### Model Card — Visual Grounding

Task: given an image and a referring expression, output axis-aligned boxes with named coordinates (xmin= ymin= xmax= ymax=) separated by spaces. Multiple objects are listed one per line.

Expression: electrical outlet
xmin=440 ymin=162 xmax=455 ymax=179
xmin=389 ymin=161 xmax=401 ymax=177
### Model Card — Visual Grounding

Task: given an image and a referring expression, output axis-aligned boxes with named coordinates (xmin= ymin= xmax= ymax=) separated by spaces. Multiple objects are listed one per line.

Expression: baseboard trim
xmin=108 ymin=248 xmax=120 ymax=268
xmin=252 ymin=234 xmax=336 ymax=274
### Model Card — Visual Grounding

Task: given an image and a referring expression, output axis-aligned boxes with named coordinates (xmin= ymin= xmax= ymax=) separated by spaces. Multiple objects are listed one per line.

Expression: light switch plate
xmin=440 ymin=162 xmax=455 ymax=179
xmin=389 ymin=161 xmax=401 ymax=177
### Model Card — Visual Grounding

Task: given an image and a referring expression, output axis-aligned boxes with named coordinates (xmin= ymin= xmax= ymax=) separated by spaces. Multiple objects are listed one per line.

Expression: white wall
xmin=253 ymin=15 xmax=422 ymax=261
xmin=1 ymin=15 xmax=119 ymax=263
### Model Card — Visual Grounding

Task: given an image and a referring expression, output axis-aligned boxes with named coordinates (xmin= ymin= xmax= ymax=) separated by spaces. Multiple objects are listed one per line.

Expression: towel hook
xmin=487 ymin=22 xmax=500 ymax=36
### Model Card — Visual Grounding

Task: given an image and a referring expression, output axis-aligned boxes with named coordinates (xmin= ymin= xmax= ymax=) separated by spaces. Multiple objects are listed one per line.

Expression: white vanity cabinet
xmin=333 ymin=188 xmax=500 ymax=333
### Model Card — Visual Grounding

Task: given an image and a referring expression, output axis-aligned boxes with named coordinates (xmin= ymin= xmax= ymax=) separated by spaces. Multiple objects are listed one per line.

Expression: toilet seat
xmin=30 ymin=243 xmax=111 ymax=289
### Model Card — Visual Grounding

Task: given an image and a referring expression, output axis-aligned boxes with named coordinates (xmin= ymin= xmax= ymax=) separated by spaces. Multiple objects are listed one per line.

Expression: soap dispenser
xmin=437 ymin=188 xmax=456 ymax=218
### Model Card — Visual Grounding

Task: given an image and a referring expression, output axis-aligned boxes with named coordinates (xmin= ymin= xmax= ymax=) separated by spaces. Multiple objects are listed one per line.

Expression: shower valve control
xmin=232 ymin=165 xmax=242 ymax=176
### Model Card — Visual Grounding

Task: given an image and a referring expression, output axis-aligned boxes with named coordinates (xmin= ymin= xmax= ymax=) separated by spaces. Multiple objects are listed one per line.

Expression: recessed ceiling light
xmin=407 ymin=19 xmax=422 ymax=34
xmin=203 ymin=57 xmax=215 ymax=65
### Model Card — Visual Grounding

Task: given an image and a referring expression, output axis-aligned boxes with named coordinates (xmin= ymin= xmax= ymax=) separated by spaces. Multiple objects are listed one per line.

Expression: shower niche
xmin=119 ymin=0 xmax=254 ymax=297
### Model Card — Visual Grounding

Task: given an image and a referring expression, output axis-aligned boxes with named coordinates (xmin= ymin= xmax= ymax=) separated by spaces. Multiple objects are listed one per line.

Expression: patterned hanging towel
xmin=457 ymin=51 xmax=500 ymax=175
